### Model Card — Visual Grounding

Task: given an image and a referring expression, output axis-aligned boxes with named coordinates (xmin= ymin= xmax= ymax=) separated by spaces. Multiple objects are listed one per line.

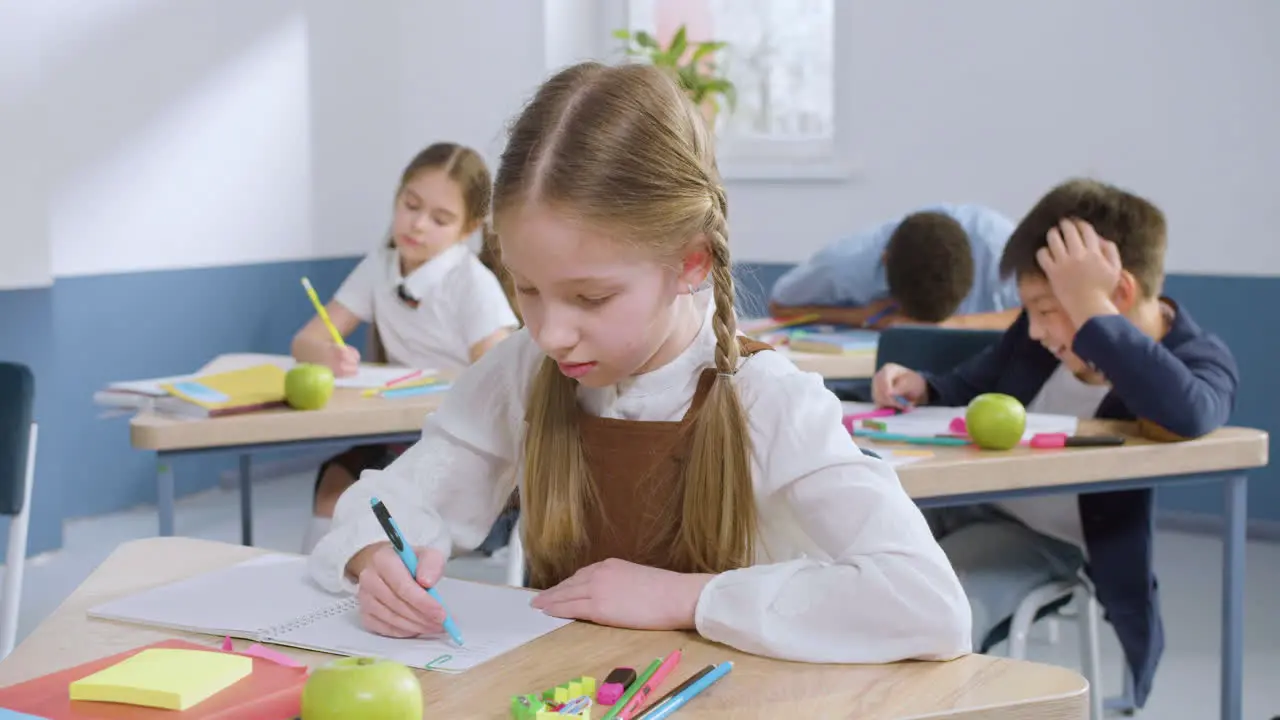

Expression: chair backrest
xmin=0 ymin=362 xmax=34 ymax=516
xmin=875 ymin=326 xmax=1003 ymax=374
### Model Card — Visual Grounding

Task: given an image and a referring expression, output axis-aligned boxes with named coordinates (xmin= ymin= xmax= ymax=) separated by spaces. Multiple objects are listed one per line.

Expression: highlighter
xmin=1030 ymin=433 xmax=1126 ymax=448
xmin=598 ymin=667 xmax=637 ymax=705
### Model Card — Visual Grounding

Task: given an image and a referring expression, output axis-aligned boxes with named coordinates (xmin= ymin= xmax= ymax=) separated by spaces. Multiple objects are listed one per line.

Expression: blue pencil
xmin=380 ymin=383 xmax=451 ymax=399
xmin=852 ymin=429 xmax=971 ymax=447
xmin=640 ymin=661 xmax=733 ymax=720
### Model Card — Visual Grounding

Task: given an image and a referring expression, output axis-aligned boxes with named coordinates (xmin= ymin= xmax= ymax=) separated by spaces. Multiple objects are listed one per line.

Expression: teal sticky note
xmin=171 ymin=381 xmax=230 ymax=404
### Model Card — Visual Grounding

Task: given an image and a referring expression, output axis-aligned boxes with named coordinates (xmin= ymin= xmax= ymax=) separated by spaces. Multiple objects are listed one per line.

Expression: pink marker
xmin=842 ymin=407 xmax=902 ymax=433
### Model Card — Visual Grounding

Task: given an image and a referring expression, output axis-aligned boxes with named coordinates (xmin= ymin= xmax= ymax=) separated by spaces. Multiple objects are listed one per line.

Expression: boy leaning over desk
xmin=871 ymin=177 xmax=1239 ymax=710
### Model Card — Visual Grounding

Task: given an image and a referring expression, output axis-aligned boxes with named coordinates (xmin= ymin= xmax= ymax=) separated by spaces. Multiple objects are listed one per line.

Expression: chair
xmin=871 ymin=327 xmax=1120 ymax=720
xmin=0 ymin=362 xmax=37 ymax=660
xmin=827 ymin=325 xmax=1005 ymax=401
xmin=872 ymin=325 xmax=1004 ymax=374
xmin=506 ymin=519 xmax=525 ymax=587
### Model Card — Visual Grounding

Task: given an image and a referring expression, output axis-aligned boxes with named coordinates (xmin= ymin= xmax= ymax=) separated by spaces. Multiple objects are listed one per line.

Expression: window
xmin=615 ymin=0 xmax=843 ymax=180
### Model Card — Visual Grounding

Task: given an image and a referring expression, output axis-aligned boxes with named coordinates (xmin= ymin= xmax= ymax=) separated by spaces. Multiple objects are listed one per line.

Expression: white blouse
xmin=333 ymin=243 xmax=518 ymax=373
xmin=309 ymin=295 xmax=972 ymax=664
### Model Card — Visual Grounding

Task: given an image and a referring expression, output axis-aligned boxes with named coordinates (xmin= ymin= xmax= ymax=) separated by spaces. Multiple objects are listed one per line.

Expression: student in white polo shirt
xmin=292 ymin=142 xmax=519 ymax=551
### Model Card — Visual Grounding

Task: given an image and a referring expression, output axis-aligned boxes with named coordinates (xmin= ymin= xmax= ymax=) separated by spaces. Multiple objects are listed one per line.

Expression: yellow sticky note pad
xmin=69 ymin=648 xmax=252 ymax=710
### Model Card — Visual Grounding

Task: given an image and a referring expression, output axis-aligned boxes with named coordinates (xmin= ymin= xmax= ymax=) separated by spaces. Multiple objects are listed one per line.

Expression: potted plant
xmin=612 ymin=25 xmax=736 ymax=127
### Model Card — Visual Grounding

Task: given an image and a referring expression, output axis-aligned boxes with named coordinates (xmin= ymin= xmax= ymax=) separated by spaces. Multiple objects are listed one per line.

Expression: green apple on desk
xmin=965 ymin=393 xmax=1026 ymax=450
xmin=300 ymin=656 xmax=423 ymax=720
xmin=285 ymin=363 xmax=335 ymax=410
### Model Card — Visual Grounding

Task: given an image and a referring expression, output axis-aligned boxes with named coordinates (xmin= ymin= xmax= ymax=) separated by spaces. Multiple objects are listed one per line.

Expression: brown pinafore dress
xmin=529 ymin=336 xmax=772 ymax=590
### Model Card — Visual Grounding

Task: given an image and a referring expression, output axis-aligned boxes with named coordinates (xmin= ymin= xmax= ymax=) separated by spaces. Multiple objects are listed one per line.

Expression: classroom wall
xmin=0 ymin=0 xmax=549 ymax=556
xmin=0 ymin=1 xmax=51 ymax=291
xmin=0 ymin=0 xmax=1274 ymax=558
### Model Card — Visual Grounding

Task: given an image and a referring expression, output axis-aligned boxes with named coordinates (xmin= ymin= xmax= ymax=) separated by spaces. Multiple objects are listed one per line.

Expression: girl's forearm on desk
xmin=291 ymin=327 xmax=337 ymax=364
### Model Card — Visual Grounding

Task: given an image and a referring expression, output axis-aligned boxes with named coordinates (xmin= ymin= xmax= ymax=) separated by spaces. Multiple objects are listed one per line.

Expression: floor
xmin=9 ymin=470 xmax=1280 ymax=719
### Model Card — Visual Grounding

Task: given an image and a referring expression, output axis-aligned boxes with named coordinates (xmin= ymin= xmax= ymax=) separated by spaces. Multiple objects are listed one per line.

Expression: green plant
xmin=612 ymin=25 xmax=737 ymax=116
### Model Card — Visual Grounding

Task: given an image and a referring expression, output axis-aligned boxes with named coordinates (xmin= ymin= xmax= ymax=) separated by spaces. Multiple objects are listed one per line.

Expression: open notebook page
xmin=88 ymin=555 xmax=327 ymax=638
xmin=333 ymin=365 xmax=435 ymax=389
xmin=88 ymin=554 xmax=572 ymax=673
xmin=275 ymin=577 xmax=572 ymax=672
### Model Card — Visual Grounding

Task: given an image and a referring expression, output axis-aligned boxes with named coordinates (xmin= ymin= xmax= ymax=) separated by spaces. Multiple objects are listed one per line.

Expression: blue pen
xmin=641 ymin=661 xmax=733 ymax=720
xmin=369 ymin=496 xmax=464 ymax=646
xmin=862 ymin=303 xmax=898 ymax=328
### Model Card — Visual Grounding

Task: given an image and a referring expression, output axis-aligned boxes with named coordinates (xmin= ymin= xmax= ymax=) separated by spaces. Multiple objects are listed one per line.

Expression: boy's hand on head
xmin=1037 ymin=219 xmax=1123 ymax=327
xmin=353 ymin=544 xmax=448 ymax=639
xmin=872 ymin=363 xmax=927 ymax=408
xmin=530 ymin=558 xmax=712 ymax=631
xmin=326 ymin=344 xmax=361 ymax=378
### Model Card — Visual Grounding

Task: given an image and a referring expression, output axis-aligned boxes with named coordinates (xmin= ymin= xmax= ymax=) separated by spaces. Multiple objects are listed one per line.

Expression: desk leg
xmin=157 ymin=458 xmax=175 ymax=537
xmin=1221 ymin=473 xmax=1247 ymax=720
xmin=239 ymin=454 xmax=253 ymax=547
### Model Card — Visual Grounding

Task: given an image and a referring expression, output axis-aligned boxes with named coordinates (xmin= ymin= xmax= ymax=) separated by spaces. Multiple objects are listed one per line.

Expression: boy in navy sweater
xmin=870 ymin=178 xmax=1238 ymax=708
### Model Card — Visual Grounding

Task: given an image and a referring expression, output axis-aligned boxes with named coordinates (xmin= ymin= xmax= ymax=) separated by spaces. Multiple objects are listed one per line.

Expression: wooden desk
xmin=129 ymin=354 xmax=448 ymax=543
xmin=777 ymin=348 xmax=874 ymax=379
xmin=0 ymin=538 xmax=1089 ymax=719
xmin=864 ymin=420 xmax=1269 ymax=720
xmin=129 ymin=350 xmax=869 ymax=544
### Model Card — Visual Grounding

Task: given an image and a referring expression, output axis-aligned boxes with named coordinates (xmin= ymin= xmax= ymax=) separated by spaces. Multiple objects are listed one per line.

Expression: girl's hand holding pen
xmin=350 ymin=543 xmax=448 ymax=638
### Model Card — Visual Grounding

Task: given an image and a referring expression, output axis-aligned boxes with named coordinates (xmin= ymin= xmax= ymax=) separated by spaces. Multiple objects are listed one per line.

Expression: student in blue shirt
xmin=769 ymin=204 xmax=1022 ymax=330
xmin=870 ymin=178 xmax=1239 ymax=709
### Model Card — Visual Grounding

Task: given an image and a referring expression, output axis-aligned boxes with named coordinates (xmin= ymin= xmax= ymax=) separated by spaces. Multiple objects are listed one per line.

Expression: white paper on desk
xmin=103 ymin=374 xmax=195 ymax=398
xmin=87 ymin=554 xmax=571 ymax=673
xmin=333 ymin=365 xmax=436 ymax=389
xmin=841 ymin=402 xmax=1078 ymax=442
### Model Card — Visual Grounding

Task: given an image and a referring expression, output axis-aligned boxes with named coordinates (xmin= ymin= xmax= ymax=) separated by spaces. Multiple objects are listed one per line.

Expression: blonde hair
xmin=493 ymin=62 xmax=755 ymax=588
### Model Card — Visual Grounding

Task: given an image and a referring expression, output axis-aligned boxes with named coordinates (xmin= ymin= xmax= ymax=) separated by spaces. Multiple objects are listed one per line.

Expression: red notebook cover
xmin=0 ymin=639 xmax=307 ymax=719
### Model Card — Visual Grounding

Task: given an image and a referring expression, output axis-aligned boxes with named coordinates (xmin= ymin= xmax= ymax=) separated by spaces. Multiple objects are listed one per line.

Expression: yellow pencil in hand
xmin=301 ymin=277 xmax=345 ymax=348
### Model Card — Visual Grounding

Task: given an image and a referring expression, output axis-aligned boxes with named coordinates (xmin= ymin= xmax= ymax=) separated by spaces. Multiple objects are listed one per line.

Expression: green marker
xmin=601 ymin=657 xmax=662 ymax=720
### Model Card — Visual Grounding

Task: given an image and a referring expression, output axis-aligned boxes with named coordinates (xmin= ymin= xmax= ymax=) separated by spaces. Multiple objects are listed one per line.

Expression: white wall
xmin=391 ymin=1 xmax=547 ymax=173
xmin=41 ymin=0 xmax=313 ymax=278
xmin=4 ymin=0 xmax=1273 ymax=282
xmin=0 ymin=0 xmax=551 ymax=280
xmin=0 ymin=0 xmax=52 ymax=290
xmin=306 ymin=1 xmax=406 ymax=260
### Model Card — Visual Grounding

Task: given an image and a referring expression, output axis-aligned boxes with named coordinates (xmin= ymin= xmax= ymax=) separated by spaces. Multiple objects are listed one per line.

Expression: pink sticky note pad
xmin=1029 ymin=433 xmax=1068 ymax=448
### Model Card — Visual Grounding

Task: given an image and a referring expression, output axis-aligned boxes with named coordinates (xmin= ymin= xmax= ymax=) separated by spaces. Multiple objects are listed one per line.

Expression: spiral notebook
xmin=86 ymin=554 xmax=572 ymax=674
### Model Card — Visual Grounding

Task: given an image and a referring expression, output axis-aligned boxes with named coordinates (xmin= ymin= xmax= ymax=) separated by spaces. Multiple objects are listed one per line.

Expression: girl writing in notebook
xmin=308 ymin=63 xmax=971 ymax=663
xmin=292 ymin=142 xmax=520 ymax=551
